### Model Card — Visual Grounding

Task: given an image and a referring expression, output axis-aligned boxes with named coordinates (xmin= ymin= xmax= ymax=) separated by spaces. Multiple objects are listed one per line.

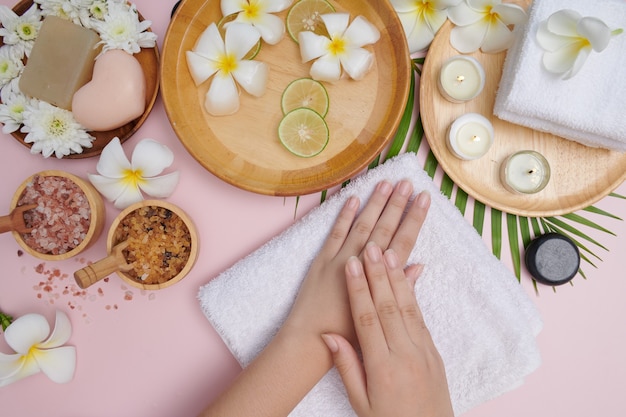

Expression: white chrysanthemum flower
xmin=0 ymin=86 xmax=31 ymax=133
xmin=91 ymin=1 xmax=157 ymax=54
xmin=186 ymin=22 xmax=269 ymax=116
xmin=88 ymin=0 xmax=108 ymax=20
xmin=448 ymin=0 xmax=527 ymax=53
xmin=536 ymin=9 xmax=623 ymax=80
xmin=0 ymin=3 xmax=42 ymax=58
xmin=390 ymin=0 xmax=462 ymax=54
xmin=298 ymin=13 xmax=380 ymax=82
xmin=0 ymin=310 xmax=76 ymax=387
xmin=88 ymin=137 xmax=181 ymax=209
xmin=34 ymin=0 xmax=91 ymax=25
xmin=21 ymin=100 xmax=95 ymax=158
xmin=221 ymin=0 xmax=293 ymax=45
xmin=0 ymin=44 xmax=23 ymax=89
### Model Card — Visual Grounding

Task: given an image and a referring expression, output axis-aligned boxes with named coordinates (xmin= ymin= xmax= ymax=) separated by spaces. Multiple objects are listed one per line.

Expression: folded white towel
xmin=494 ymin=0 xmax=626 ymax=152
xmin=198 ymin=153 xmax=542 ymax=416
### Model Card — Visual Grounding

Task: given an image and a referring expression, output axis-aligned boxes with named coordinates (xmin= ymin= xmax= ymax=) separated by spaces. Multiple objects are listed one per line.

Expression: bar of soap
xmin=19 ymin=16 xmax=101 ymax=110
xmin=525 ymin=233 xmax=580 ymax=286
xmin=71 ymin=50 xmax=146 ymax=131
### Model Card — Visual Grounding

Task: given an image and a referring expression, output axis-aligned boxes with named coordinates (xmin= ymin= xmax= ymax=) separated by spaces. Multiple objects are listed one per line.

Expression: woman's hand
xmin=322 ymin=244 xmax=454 ymax=417
xmin=283 ymin=180 xmax=430 ymax=343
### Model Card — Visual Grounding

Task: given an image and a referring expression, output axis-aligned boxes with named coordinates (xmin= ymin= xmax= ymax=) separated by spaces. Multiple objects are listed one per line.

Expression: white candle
xmin=501 ymin=151 xmax=551 ymax=194
xmin=447 ymin=113 xmax=494 ymax=160
xmin=438 ymin=55 xmax=485 ymax=102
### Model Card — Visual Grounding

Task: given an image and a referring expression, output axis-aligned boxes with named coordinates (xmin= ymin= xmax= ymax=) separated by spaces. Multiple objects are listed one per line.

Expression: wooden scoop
xmin=74 ymin=241 xmax=134 ymax=289
xmin=0 ymin=204 xmax=38 ymax=234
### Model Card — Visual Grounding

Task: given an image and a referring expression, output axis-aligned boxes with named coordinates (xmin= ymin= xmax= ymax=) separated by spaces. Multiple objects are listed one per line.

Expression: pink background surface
xmin=1 ymin=1 xmax=625 ymax=416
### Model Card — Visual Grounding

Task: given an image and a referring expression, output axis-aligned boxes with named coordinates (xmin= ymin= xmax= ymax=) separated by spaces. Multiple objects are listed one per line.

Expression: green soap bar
xmin=19 ymin=16 xmax=102 ymax=110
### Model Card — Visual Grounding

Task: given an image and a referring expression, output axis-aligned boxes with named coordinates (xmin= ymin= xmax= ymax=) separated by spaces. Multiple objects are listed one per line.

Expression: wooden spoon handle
xmin=74 ymin=242 xmax=132 ymax=289
xmin=0 ymin=214 xmax=15 ymax=234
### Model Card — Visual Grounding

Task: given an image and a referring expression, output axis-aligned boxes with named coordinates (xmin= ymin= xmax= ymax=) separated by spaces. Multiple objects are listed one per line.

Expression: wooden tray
xmin=161 ymin=0 xmax=411 ymax=196
xmin=420 ymin=1 xmax=626 ymax=217
xmin=4 ymin=0 xmax=160 ymax=159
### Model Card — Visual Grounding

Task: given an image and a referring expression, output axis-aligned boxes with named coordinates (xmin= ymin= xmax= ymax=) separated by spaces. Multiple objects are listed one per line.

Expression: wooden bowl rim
xmin=10 ymin=170 xmax=106 ymax=260
xmin=106 ymin=199 xmax=199 ymax=290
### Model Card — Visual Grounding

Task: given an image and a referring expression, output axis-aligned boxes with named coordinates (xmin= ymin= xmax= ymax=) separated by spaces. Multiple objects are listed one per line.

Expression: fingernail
xmin=347 ymin=256 xmax=363 ymax=277
xmin=321 ymin=334 xmax=339 ymax=353
xmin=377 ymin=181 xmax=393 ymax=196
xmin=366 ymin=241 xmax=382 ymax=262
xmin=407 ymin=264 xmax=424 ymax=286
xmin=346 ymin=196 xmax=359 ymax=210
xmin=416 ymin=191 xmax=431 ymax=208
xmin=384 ymin=249 xmax=399 ymax=268
xmin=397 ymin=180 xmax=412 ymax=196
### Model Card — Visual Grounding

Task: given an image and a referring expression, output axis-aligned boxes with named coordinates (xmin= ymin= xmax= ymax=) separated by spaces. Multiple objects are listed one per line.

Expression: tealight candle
xmin=500 ymin=150 xmax=550 ymax=194
xmin=438 ymin=55 xmax=485 ymax=102
xmin=447 ymin=113 xmax=494 ymax=160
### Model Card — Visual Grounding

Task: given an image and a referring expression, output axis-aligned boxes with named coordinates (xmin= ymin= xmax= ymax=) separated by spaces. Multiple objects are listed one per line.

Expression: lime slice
xmin=217 ymin=13 xmax=262 ymax=59
xmin=286 ymin=0 xmax=336 ymax=43
xmin=281 ymin=77 xmax=329 ymax=117
xmin=278 ymin=108 xmax=329 ymax=157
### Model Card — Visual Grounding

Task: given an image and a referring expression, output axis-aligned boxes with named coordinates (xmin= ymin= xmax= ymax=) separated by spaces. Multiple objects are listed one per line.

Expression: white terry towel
xmin=494 ymin=0 xmax=626 ymax=152
xmin=198 ymin=153 xmax=542 ymax=416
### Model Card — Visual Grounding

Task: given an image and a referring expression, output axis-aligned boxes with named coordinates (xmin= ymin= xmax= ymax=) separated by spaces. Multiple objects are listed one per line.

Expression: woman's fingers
xmin=388 ymin=191 xmax=431 ymax=265
xmin=318 ymin=196 xmax=360 ymax=259
xmin=365 ymin=180 xmax=414 ymax=252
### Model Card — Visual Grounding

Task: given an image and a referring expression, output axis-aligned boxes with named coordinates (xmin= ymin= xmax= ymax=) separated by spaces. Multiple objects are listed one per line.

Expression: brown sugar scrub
xmin=112 ymin=205 xmax=192 ymax=285
xmin=17 ymin=174 xmax=91 ymax=255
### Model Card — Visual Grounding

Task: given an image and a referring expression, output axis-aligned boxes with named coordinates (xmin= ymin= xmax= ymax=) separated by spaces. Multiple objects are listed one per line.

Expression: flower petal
xmin=4 ymin=313 xmax=49 ymax=354
xmin=492 ymin=3 xmax=527 ymax=26
xmin=263 ymin=0 xmax=293 ymax=13
xmin=95 ymin=137 xmax=131 ymax=179
xmin=0 ymin=354 xmax=40 ymax=387
xmin=321 ymin=13 xmax=350 ymax=36
xmin=38 ymin=310 xmax=72 ymax=349
xmin=536 ymin=21 xmax=574 ymax=52
xmin=205 ymin=74 xmax=240 ymax=116
xmin=447 ymin=2 xmax=483 ymax=26
xmin=232 ymin=60 xmax=269 ymax=97
xmin=130 ymin=139 xmax=174 ymax=177
xmin=88 ymin=174 xmax=128 ymax=203
xmin=389 ymin=0 xmax=415 ymax=13
xmin=298 ymin=31 xmax=330 ymax=62
xmin=481 ymin=19 xmax=515 ymax=53
xmin=344 ymin=15 xmax=380 ymax=48
xmin=137 ymin=172 xmax=181 ymax=198
xmin=249 ymin=12 xmax=285 ymax=45
xmin=424 ymin=8 xmax=451 ymax=34
xmin=0 ymin=352 xmax=26 ymax=380
xmin=110 ymin=182 xmax=144 ymax=209
xmin=309 ymin=54 xmax=342 ymax=82
xmin=224 ymin=22 xmax=262 ymax=59
xmin=449 ymin=21 xmax=488 ymax=53
xmin=396 ymin=11 xmax=435 ymax=53
xmin=340 ymin=47 xmax=374 ymax=80
xmin=186 ymin=51 xmax=218 ymax=86
xmin=32 ymin=346 xmax=76 ymax=384
xmin=563 ymin=45 xmax=591 ymax=79
xmin=546 ymin=9 xmax=581 ymax=37
xmin=193 ymin=23 xmax=225 ymax=58
xmin=220 ymin=0 xmax=245 ymax=18
xmin=578 ymin=16 xmax=611 ymax=52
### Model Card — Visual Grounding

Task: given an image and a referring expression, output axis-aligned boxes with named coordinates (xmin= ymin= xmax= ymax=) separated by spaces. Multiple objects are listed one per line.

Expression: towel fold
xmin=494 ymin=0 xmax=626 ymax=152
xmin=198 ymin=153 xmax=542 ymax=416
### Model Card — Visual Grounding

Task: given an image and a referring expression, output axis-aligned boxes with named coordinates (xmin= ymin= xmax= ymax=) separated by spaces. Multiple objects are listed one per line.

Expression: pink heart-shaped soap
xmin=72 ymin=49 xmax=146 ymax=131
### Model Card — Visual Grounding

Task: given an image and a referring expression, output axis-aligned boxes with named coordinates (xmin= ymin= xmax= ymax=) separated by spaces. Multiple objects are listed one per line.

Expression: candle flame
xmin=471 ymin=135 xmax=480 ymax=142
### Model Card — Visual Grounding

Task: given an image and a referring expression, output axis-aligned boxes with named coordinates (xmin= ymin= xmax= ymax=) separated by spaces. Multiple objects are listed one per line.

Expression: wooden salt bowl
xmin=74 ymin=200 xmax=198 ymax=290
xmin=9 ymin=170 xmax=106 ymax=260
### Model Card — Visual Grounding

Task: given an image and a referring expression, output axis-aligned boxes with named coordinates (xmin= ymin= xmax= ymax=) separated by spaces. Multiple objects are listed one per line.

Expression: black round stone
xmin=525 ymin=233 xmax=580 ymax=286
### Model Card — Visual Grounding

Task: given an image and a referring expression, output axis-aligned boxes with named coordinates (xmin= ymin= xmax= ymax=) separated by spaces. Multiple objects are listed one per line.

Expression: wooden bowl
xmin=2 ymin=0 xmax=160 ymax=159
xmin=10 ymin=170 xmax=106 ymax=260
xmin=74 ymin=200 xmax=198 ymax=290
xmin=161 ymin=0 xmax=411 ymax=196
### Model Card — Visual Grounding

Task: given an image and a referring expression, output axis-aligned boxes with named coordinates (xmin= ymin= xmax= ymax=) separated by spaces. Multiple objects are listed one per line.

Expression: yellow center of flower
xmin=485 ymin=6 xmax=500 ymax=24
xmin=328 ymin=36 xmax=347 ymax=56
xmin=18 ymin=23 xmax=37 ymax=40
xmin=217 ymin=53 xmax=238 ymax=75
xmin=48 ymin=117 xmax=68 ymax=137
xmin=0 ymin=61 xmax=9 ymax=73
xmin=415 ymin=0 xmax=435 ymax=20
xmin=242 ymin=0 xmax=262 ymax=21
xmin=122 ymin=169 xmax=145 ymax=188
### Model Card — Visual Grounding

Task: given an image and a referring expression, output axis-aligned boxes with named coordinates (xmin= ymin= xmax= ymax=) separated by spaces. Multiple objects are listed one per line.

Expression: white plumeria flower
xmin=186 ymin=22 xmax=269 ymax=116
xmin=88 ymin=137 xmax=181 ymax=210
xmin=0 ymin=3 xmax=42 ymax=58
xmin=0 ymin=85 xmax=31 ymax=134
xmin=298 ymin=13 xmax=380 ymax=82
xmin=0 ymin=44 xmax=23 ymax=89
xmin=221 ymin=0 xmax=293 ymax=45
xmin=391 ymin=0 xmax=462 ymax=54
xmin=21 ymin=100 xmax=95 ymax=158
xmin=0 ymin=310 xmax=76 ymax=387
xmin=90 ymin=1 xmax=157 ymax=55
xmin=536 ymin=9 xmax=623 ymax=80
xmin=448 ymin=0 xmax=526 ymax=54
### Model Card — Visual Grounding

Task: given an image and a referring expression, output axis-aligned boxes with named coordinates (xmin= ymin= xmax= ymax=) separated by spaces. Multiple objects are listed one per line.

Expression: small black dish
xmin=525 ymin=233 xmax=580 ymax=286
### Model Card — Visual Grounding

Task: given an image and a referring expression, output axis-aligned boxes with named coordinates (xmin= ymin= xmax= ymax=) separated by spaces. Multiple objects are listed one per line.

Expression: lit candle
xmin=500 ymin=150 xmax=550 ymax=194
xmin=438 ymin=55 xmax=485 ymax=102
xmin=447 ymin=113 xmax=494 ymax=160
